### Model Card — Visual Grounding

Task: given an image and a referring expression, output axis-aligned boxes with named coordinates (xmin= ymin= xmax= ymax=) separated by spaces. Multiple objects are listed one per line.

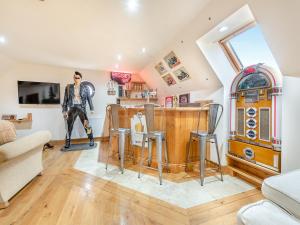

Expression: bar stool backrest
xmin=144 ymin=104 xmax=155 ymax=133
xmin=143 ymin=103 xmax=164 ymax=133
xmin=207 ymin=103 xmax=223 ymax=135
xmin=196 ymin=103 xmax=223 ymax=135
xmin=107 ymin=104 xmax=121 ymax=130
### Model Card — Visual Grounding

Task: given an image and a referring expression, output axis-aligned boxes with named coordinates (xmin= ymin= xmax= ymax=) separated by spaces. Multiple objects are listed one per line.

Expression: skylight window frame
xmin=219 ymin=21 xmax=256 ymax=74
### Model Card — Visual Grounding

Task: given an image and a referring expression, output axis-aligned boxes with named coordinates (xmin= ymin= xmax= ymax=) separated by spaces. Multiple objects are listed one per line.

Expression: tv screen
xmin=18 ymin=81 xmax=60 ymax=104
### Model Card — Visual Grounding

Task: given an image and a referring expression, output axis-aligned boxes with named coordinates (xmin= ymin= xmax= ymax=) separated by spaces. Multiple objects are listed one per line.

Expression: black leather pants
xmin=66 ymin=105 xmax=94 ymax=141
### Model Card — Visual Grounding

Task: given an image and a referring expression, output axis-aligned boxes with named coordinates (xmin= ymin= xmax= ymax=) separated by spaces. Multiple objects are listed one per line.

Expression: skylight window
xmin=220 ymin=23 xmax=280 ymax=73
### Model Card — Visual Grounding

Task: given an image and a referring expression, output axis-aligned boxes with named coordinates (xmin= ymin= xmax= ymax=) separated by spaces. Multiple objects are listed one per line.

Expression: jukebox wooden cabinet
xmin=228 ymin=64 xmax=282 ymax=182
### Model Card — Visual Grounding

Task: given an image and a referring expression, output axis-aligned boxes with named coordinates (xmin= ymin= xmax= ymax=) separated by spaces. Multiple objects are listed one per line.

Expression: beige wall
xmin=0 ymin=61 xmax=118 ymax=140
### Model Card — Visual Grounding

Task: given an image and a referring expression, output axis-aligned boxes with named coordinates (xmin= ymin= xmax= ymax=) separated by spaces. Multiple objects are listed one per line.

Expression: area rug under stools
xmin=74 ymin=143 xmax=254 ymax=208
xmin=61 ymin=142 xmax=98 ymax=152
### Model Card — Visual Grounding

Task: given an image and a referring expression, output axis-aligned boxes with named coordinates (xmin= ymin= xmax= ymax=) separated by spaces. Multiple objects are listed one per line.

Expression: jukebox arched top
xmin=230 ymin=63 xmax=282 ymax=95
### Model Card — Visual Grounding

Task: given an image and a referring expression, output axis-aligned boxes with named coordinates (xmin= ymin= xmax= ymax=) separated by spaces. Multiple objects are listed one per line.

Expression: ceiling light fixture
xmin=0 ymin=36 xmax=6 ymax=44
xmin=141 ymin=47 xmax=146 ymax=53
xmin=117 ymin=54 xmax=122 ymax=61
xmin=219 ymin=26 xmax=228 ymax=32
xmin=126 ymin=0 xmax=139 ymax=12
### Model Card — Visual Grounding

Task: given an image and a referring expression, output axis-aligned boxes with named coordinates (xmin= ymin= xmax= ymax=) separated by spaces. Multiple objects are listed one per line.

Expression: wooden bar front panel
xmin=110 ymin=108 xmax=209 ymax=173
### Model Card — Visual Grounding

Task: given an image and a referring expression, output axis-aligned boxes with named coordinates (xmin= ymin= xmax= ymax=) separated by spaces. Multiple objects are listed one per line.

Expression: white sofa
xmin=0 ymin=130 xmax=51 ymax=208
xmin=237 ymin=169 xmax=300 ymax=225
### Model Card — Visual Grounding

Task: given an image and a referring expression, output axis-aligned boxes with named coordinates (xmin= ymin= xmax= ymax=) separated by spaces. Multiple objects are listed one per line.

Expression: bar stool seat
xmin=110 ymin=128 xmax=130 ymax=134
xmin=191 ymin=131 xmax=213 ymax=136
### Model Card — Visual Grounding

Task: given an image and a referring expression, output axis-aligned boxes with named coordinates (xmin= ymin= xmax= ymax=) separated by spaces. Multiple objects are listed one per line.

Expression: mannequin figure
xmin=62 ymin=71 xmax=94 ymax=148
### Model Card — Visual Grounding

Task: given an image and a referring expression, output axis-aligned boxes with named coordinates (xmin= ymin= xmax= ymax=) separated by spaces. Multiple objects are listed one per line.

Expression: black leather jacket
xmin=62 ymin=83 xmax=94 ymax=112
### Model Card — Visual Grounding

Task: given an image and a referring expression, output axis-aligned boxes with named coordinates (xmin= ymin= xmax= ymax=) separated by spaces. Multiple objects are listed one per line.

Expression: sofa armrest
xmin=0 ymin=131 xmax=51 ymax=163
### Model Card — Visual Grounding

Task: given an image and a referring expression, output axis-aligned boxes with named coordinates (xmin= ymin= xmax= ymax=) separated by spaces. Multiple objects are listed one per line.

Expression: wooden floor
xmin=0 ymin=141 xmax=263 ymax=225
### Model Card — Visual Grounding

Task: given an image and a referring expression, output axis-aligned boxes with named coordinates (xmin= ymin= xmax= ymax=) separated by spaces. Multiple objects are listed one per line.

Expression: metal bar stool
xmin=186 ymin=103 xmax=223 ymax=186
xmin=105 ymin=104 xmax=133 ymax=174
xmin=138 ymin=104 xmax=169 ymax=185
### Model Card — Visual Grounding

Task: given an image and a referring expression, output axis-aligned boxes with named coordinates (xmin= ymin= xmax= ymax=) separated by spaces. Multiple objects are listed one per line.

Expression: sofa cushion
xmin=0 ymin=120 xmax=16 ymax=145
xmin=237 ymin=200 xmax=300 ymax=225
xmin=0 ymin=130 xmax=51 ymax=163
xmin=262 ymin=169 xmax=300 ymax=219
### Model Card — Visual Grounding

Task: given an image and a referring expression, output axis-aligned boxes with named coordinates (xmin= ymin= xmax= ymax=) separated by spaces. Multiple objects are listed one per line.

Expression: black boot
xmin=65 ymin=138 xmax=71 ymax=148
xmin=89 ymin=138 xmax=94 ymax=147
xmin=89 ymin=133 xmax=94 ymax=147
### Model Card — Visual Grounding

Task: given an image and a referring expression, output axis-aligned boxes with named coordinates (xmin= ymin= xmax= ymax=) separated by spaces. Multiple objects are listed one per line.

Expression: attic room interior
xmin=0 ymin=0 xmax=300 ymax=224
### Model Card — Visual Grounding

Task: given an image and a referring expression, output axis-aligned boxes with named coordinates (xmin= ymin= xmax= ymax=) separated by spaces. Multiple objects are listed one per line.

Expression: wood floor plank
xmin=0 ymin=141 xmax=263 ymax=225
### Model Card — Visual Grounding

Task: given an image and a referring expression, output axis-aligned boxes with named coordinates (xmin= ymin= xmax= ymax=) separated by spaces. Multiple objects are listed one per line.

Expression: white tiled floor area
xmin=74 ymin=144 xmax=254 ymax=209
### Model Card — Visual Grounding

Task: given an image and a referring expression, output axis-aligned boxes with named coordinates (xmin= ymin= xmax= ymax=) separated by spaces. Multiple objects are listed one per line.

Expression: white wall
xmin=281 ymin=76 xmax=300 ymax=171
xmin=0 ymin=62 xmax=118 ymax=140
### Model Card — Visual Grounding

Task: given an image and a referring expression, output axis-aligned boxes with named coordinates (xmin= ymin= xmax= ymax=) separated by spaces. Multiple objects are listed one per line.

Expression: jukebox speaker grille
xmin=237 ymin=108 xmax=245 ymax=136
xmin=259 ymin=108 xmax=270 ymax=141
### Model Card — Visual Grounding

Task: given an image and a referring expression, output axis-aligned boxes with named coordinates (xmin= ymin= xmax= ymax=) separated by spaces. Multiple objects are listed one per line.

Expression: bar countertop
xmin=124 ymin=106 xmax=209 ymax=111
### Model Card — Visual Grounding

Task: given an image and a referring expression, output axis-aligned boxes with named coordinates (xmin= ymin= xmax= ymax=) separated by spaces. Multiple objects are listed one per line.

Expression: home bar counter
xmin=108 ymin=107 xmax=210 ymax=173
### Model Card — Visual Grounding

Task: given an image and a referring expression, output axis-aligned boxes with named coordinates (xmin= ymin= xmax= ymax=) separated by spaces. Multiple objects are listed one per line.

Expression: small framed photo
xmin=155 ymin=62 xmax=168 ymax=75
xmin=173 ymin=67 xmax=191 ymax=82
xmin=165 ymin=96 xmax=173 ymax=108
xmin=162 ymin=73 xmax=177 ymax=86
xmin=179 ymin=93 xmax=190 ymax=104
xmin=164 ymin=51 xmax=181 ymax=69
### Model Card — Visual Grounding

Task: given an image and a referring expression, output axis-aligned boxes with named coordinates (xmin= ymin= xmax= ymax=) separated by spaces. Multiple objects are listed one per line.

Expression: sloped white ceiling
xmin=140 ymin=0 xmax=300 ymax=97
xmin=0 ymin=0 xmax=211 ymax=72
xmin=248 ymin=0 xmax=300 ymax=76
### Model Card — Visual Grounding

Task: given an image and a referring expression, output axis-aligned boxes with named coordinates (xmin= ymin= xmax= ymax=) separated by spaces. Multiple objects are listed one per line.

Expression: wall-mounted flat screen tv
xmin=18 ymin=81 xmax=60 ymax=104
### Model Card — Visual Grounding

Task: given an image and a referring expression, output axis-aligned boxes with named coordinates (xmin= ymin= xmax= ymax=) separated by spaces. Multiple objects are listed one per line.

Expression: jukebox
xmin=228 ymin=63 xmax=282 ymax=172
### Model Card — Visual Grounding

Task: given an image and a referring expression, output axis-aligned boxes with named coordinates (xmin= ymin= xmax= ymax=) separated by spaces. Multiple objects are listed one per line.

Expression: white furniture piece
xmin=0 ymin=130 xmax=51 ymax=208
xmin=237 ymin=169 xmax=300 ymax=225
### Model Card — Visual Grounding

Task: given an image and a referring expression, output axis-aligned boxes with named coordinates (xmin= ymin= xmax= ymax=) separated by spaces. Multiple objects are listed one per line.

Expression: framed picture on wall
xmin=173 ymin=67 xmax=191 ymax=82
xmin=179 ymin=93 xmax=190 ymax=104
xmin=162 ymin=73 xmax=177 ymax=86
xmin=164 ymin=51 xmax=181 ymax=69
xmin=165 ymin=96 xmax=173 ymax=108
xmin=155 ymin=62 xmax=168 ymax=75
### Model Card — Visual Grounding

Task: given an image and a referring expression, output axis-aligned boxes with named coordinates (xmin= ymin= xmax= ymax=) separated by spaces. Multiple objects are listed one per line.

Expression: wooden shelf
xmin=131 ymin=81 xmax=146 ymax=84
xmin=227 ymin=153 xmax=280 ymax=186
xmin=228 ymin=166 xmax=263 ymax=185
xmin=118 ymin=98 xmax=158 ymax=101
xmin=226 ymin=153 xmax=280 ymax=175
xmin=5 ymin=113 xmax=32 ymax=124
xmin=8 ymin=119 xmax=32 ymax=123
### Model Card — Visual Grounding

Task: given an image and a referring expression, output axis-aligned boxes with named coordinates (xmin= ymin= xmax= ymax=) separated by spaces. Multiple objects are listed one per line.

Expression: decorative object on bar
xmin=111 ymin=71 xmax=132 ymax=85
xmin=130 ymin=112 xmax=147 ymax=147
xmin=106 ymin=104 xmax=134 ymax=173
xmin=106 ymin=80 xmax=116 ymax=95
xmin=186 ymin=103 xmax=223 ymax=186
xmin=164 ymin=51 xmax=181 ymax=69
xmin=155 ymin=61 xmax=168 ymax=75
xmin=138 ymin=104 xmax=169 ymax=185
xmin=172 ymin=95 xmax=179 ymax=107
xmin=165 ymin=96 xmax=173 ymax=108
xmin=173 ymin=67 xmax=191 ymax=82
xmin=162 ymin=73 xmax=176 ymax=86
xmin=179 ymin=93 xmax=190 ymax=104
xmin=228 ymin=63 xmax=282 ymax=184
